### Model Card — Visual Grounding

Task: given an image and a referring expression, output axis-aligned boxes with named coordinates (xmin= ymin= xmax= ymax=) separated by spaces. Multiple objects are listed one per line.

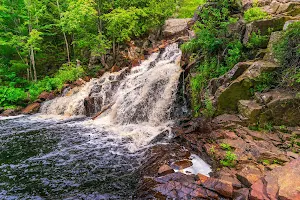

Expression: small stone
xmin=171 ymin=160 xmax=193 ymax=170
xmin=158 ymin=164 xmax=175 ymax=176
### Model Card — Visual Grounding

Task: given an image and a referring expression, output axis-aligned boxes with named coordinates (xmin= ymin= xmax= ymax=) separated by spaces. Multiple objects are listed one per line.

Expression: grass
xmin=177 ymin=0 xmax=206 ymax=18
xmin=220 ymin=151 xmax=237 ymax=167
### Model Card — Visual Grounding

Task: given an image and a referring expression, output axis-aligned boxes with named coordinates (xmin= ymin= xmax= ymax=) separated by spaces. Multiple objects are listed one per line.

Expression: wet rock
xmin=74 ymin=78 xmax=86 ymax=86
xmin=110 ymin=65 xmax=121 ymax=73
xmin=21 ymin=103 xmax=41 ymax=114
xmin=38 ymin=92 xmax=50 ymax=101
xmin=171 ymin=160 xmax=193 ymax=170
xmin=158 ymin=164 xmax=175 ymax=176
xmin=238 ymin=100 xmax=263 ymax=124
xmin=250 ymin=158 xmax=300 ymax=200
xmin=0 ymin=109 xmax=17 ymax=116
xmin=163 ymin=18 xmax=191 ymax=38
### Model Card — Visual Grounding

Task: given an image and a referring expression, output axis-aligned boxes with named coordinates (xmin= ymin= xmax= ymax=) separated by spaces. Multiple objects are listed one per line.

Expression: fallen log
xmin=92 ymin=103 xmax=113 ymax=120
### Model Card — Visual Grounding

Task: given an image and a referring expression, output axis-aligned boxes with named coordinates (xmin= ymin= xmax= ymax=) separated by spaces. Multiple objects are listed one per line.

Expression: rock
xmin=158 ymin=164 xmax=175 ymax=176
xmin=264 ymin=31 xmax=283 ymax=62
xmin=199 ymin=175 xmax=234 ymax=198
xmin=250 ymin=158 xmax=300 ymax=200
xmin=259 ymin=90 xmax=300 ymax=126
xmin=163 ymin=18 xmax=191 ymax=38
xmin=275 ymin=2 xmax=300 ymax=16
xmin=243 ymin=16 xmax=289 ymax=45
xmin=38 ymin=92 xmax=50 ymax=101
xmin=216 ymin=60 xmax=279 ymax=114
xmin=74 ymin=78 xmax=86 ymax=86
xmin=21 ymin=103 xmax=40 ymax=114
xmin=110 ymin=65 xmax=121 ymax=73
xmin=238 ymin=100 xmax=263 ymax=123
xmin=0 ymin=109 xmax=16 ymax=116
xmin=234 ymin=188 xmax=250 ymax=200
xmin=171 ymin=160 xmax=193 ymax=170
xmin=0 ymin=107 xmax=4 ymax=114
xmin=207 ymin=61 xmax=253 ymax=96
xmin=284 ymin=19 xmax=300 ymax=30
xmin=236 ymin=164 xmax=264 ymax=187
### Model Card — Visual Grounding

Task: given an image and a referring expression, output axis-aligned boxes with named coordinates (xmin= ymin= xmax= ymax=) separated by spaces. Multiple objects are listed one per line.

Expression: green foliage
xmin=252 ymin=72 xmax=277 ymax=93
xmin=246 ymin=31 xmax=269 ymax=49
xmin=244 ymin=7 xmax=270 ymax=22
xmin=177 ymin=0 xmax=206 ymax=18
xmin=220 ymin=151 xmax=237 ymax=167
xmin=202 ymin=95 xmax=215 ymax=118
xmin=0 ymin=64 xmax=84 ymax=108
xmin=274 ymin=22 xmax=300 ymax=89
xmin=182 ymin=0 xmax=243 ymax=115
xmin=0 ymin=0 xmax=178 ymax=109
xmin=220 ymin=143 xmax=231 ymax=151
xmin=0 ymin=86 xmax=28 ymax=109
xmin=261 ymin=159 xmax=270 ymax=165
xmin=28 ymin=64 xmax=84 ymax=100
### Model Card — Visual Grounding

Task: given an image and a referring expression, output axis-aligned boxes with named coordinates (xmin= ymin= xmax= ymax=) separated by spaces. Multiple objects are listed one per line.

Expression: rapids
xmin=0 ymin=44 xmax=210 ymax=199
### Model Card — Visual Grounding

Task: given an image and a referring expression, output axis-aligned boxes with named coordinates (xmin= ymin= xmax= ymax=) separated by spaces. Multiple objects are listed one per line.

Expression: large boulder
xmin=238 ymin=100 xmax=263 ymax=123
xmin=250 ymin=158 xmax=300 ymax=200
xmin=243 ymin=16 xmax=289 ymax=45
xmin=258 ymin=90 xmax=300 ymax=126
xmin=215 ymin=60 xmax=279 ymax=114
xmin=163 ymin=18 xmax=191 ymax=38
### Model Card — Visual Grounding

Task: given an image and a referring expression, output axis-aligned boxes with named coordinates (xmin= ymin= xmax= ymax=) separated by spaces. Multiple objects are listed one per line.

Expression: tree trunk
xmin=56 ymin=0 xmax=70 ymax=63
xmin=30 ymin=46 xmax=37 ymax=82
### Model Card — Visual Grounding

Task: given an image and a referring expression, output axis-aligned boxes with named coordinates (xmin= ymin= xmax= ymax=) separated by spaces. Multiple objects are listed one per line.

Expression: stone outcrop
xmin=243 ymin=16 xmax=289 ymax=45
xmin=250 ymin=158 xmax=300 ymax=200
xmin=214 ymin=60 xmax=279 ymax=114
xmin=163 ymin=18 xmax=191 ymax=38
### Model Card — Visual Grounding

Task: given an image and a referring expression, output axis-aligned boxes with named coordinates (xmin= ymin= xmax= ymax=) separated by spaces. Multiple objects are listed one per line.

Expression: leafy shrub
xmin=0 ymin=86 xmax=27 ymax=108
xmin=182 ymin=0 xmax=243 ymax=115
xmin=274 ymin=22 xmax=300 ymax=89
xmin=220 ymin=143 xmax=232 ymax=151
xmin=202 ymin=95 xmax=215 ymax=118
xmin=177 ymin=0 xmax=206 ymax=18
xmin=244 ymin=7 xmax=270 ymax=22
xmin=220 ymin=151 xmax=237 ymax=167
xmin=252 ymin=72 xmax=277 ymax=93
xmin=28 ymin=64 xmax=84 ymax=100
xmin=246 ymin=31 xmax=269 ymax=49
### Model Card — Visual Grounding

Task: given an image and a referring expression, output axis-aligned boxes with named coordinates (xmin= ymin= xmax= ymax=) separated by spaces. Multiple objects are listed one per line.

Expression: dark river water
xmin=0 ymin=115 xmax=146 ymax=200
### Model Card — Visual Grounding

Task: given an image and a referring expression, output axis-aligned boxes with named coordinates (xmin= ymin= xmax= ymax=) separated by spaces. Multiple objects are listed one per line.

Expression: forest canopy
xmin=0 ymin=0 xmax=184 ymax=109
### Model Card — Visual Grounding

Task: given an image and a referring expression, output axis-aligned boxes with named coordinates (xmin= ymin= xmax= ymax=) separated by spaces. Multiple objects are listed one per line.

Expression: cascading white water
xmin=40 ymin=43 xmax=183 ymax=151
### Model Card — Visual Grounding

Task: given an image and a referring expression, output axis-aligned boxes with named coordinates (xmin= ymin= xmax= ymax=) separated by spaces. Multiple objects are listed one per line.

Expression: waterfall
xmin=41 ymin=44 xmax=182 ymax=123
xmin=40 ymin=44 xmax=183 ymax=151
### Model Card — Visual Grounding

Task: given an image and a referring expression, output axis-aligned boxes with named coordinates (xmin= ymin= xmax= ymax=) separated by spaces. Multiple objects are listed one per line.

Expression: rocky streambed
xmin=134 ymin=115 xmax=300 ymax=199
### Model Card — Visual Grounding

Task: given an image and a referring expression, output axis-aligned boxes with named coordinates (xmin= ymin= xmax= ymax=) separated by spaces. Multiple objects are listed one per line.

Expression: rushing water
xmin=0 ymin=44 xmax=184 ymax=199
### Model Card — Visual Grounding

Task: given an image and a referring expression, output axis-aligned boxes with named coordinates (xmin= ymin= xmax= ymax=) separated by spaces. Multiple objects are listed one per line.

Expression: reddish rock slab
xmin=158 ymin=164 xmax=175 ymax=176
xmin=171 ymin=160 xmax=193 ymax=170
xmin=250 ymin=158 xmax=300 ymax=200
xmin=199 ymin=175 xmax=234 ymax=198
xmin=110 ymin=65 xmax=121 ymax=73
xmin=21 ymin=103 xmax=40 ymax=114
xmin=236 ymin=164 xmax=264 ymax=187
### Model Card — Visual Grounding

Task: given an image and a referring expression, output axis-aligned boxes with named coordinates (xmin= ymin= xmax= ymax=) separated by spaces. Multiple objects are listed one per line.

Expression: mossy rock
xmin=259 ymin=93 xmax=300 ymax=127
xmin=215 ymin=60 xmax=279 ymax=115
